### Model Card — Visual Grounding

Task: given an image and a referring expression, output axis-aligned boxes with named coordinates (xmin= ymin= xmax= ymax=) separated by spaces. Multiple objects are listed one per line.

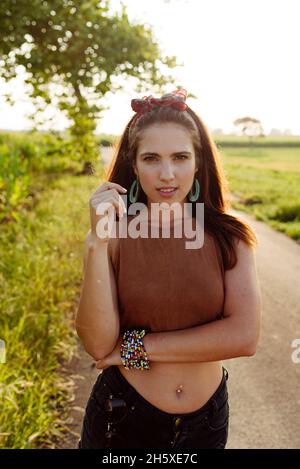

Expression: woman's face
xmin=134 ymin=123 xmax=199 ymax=209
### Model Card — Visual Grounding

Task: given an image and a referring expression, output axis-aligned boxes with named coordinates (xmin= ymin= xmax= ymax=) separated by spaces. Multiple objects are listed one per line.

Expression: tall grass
xmin=0 ymin=168 xmax=103 ymax=448
xmin=0 ymin=131 xmax=82 ymax=223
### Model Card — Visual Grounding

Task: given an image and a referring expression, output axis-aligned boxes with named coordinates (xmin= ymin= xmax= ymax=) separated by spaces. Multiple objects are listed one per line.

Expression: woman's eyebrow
xmin=139 ymin=151 xmax=192 ymax=157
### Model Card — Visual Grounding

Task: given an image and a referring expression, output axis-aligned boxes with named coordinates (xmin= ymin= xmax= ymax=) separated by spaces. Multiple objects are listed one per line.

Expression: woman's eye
xmin=144 ymin=155 xmax=187 ymax=161
xmin=175 ymin=155 xmax=188 ymax=160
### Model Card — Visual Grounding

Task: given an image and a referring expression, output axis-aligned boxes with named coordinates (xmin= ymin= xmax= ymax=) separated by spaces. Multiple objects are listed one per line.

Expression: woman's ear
xmin=195 ymin=159 xmax=201 ymax=174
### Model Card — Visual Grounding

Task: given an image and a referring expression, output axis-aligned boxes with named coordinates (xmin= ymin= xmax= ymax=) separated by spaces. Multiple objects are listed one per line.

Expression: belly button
xmin=176 ymin=384 xmax=183 ymax=394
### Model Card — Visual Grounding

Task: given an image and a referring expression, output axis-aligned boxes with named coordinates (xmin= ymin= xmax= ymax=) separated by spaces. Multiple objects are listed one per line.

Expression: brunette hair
xmin=106 ymin=102 xmax=258 ymax=271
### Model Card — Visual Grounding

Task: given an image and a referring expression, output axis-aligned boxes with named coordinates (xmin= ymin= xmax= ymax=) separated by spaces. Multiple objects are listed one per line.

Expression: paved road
xmin=225 ymin=209 xmax=300 ymax=449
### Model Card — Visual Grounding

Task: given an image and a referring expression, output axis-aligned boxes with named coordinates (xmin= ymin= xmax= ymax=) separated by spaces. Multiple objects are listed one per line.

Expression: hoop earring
xmin=129 ymin=177 xmax=140 ymax=203
xmin=188 ymin=178 xmax=200 ymax=202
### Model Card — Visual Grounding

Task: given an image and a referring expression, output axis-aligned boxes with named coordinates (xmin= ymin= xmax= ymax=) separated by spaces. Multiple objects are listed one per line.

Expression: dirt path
xmin=56 ymin=342 xmax=99 ymax=449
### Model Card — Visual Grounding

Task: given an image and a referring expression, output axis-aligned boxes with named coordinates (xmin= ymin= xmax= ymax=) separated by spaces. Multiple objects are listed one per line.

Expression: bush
xmin=270 ymin=203 xmax=300 ymax=222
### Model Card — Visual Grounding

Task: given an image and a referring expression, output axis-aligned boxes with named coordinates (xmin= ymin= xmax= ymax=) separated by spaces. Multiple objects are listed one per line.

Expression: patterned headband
xmin=130 ymin=88 xmax=188 ymax=129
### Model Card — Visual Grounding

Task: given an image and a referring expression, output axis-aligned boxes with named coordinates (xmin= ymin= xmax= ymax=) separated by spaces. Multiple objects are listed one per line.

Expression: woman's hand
xmin=89 ymin=182 xmax=127 ymax=242
xmin=95 ymin=335 xmax=123 ymax=370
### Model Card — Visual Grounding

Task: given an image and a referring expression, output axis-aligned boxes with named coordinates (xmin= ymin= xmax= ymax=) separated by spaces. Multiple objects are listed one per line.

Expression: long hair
xmin=105 ymin=100 xmax=258 ymax=271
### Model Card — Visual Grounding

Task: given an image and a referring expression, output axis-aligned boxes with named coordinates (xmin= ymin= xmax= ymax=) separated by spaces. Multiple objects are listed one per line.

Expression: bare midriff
xmin=117 ymin=361 xmax=223 ymax=414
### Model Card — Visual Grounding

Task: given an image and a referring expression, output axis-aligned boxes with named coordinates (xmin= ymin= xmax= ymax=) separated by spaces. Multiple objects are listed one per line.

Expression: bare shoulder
xmin=238 ymin=238 xmax=259 ymax=278
xmin=235 ymin=237 xmax=256 ymax=260
xmin=226 ymin=237 xmax=258 ymax=279
xmin=223 ymin=237 xmax=261 ymax=318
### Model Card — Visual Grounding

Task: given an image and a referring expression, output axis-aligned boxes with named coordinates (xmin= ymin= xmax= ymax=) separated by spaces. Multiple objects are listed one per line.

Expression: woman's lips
xmin=156 ymin=187 xmax=178 ymax=197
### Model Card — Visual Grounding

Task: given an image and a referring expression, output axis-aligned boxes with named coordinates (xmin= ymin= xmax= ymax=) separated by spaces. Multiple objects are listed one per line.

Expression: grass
xmin=220 ymin=146 xmax=300 ymax=241
xmin=0 ymin=130 xmax=82 ymax=223
xmin=0 ymin=164 xmax=104 ymax=448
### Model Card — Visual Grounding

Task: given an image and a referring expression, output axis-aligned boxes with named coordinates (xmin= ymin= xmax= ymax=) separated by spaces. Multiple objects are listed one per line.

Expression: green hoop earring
xmin=129 ymin=177 xmax=140 ymax=203
xmin=188 ymin=178 xmax=200 ymax=202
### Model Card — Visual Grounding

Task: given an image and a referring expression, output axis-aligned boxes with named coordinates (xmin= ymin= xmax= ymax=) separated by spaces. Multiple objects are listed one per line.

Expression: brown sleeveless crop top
xmin=108 ymin=214 xmax=225 ymax=333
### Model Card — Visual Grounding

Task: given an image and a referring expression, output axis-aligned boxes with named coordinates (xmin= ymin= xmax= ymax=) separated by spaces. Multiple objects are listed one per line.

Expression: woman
xmin=75 ymin=88 xmax=261 ymax=449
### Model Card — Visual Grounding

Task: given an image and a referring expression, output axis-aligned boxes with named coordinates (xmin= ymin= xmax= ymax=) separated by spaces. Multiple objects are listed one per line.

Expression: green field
xmin=215 ymin=134 xmax=300 ymax=147
xmin=220 ymin=146 xmax=300 ymax=241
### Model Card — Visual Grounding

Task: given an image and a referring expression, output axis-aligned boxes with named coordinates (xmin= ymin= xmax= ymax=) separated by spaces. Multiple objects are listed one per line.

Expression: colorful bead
xmin=120 ymin=329 xmax=150 ymax=370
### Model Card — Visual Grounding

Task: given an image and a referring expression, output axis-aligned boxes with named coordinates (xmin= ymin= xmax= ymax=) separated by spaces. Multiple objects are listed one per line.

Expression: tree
xmin=0 ymin=0 xmax=179 ymax=170
xmin=233 ymin=116 xmax=264 ymax=143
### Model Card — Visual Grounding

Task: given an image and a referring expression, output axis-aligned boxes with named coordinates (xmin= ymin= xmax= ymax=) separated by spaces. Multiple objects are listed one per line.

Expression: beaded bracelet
xmin=120 ymin=329 xmax=150 ymax=371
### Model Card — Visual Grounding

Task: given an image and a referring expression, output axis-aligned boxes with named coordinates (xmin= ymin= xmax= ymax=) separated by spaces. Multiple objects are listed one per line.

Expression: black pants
xmin=78 ymin=365 xmax=229 ymax=449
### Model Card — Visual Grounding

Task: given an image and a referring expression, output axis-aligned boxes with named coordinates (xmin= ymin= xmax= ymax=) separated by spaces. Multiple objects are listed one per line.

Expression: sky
xmin=0 ymin=0 xmax=299 ymax=135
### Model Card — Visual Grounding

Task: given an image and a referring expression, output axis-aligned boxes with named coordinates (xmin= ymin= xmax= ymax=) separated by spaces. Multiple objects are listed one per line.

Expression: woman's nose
xmin=160 ymin=163 xmax=175 ymax=180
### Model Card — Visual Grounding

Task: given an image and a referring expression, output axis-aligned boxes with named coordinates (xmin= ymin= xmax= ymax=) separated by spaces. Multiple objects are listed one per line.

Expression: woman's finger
xmin=91 ymin=197 xmax=125 ymax=218
xmin=94 ymin=182 xmax=127 ymax=196
xmin=93 ymin=190 xmax=124 ymax=209
xmin=100 ymin=199 xmax=124 ymax=218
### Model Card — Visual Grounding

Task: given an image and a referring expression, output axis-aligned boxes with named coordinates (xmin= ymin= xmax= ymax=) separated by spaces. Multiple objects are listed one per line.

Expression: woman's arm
xmin=143 ymin=239 xmax=262 ymax=363
xmin=95 ymin=238 xmax=261 ymax=369
xmin=75 ymin=230 xmax=120 ymax=360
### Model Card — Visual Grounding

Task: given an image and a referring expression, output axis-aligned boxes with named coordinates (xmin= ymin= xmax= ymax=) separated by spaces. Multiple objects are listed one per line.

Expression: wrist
xmin=89 ymin=231 xmax=109 ymax=248
xmin=120 ymin=329 xmax=151 ymax=370
xmin=143 ymin=333 xmax=153 ymax=361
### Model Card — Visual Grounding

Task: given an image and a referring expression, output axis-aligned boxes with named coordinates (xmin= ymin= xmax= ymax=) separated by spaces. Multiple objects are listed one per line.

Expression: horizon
xmin=1 ymin=127 xmax=300 ymax=138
